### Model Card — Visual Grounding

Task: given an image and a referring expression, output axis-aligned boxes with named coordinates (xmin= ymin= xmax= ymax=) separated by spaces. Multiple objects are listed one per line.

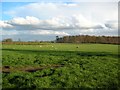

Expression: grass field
xmin=1 ymin=43 xmax=119 ymax=89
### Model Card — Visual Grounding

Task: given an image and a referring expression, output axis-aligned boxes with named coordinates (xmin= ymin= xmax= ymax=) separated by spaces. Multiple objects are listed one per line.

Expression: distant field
xmin=2 ymin=43 xmax=118 ymax=53
xmin=2 ymin=43 xmax=119 ymax=89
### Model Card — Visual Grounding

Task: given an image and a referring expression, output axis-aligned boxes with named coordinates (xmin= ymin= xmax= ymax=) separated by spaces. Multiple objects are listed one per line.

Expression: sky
xmin=0 ymin=0 xmax=119 ymax=41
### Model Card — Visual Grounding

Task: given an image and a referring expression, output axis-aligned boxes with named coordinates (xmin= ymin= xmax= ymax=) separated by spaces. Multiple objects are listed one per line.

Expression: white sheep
xmin=39 ymin=45 xmax=42 ymax=47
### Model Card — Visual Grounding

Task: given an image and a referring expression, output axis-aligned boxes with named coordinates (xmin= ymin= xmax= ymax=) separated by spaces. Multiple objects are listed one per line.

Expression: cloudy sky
xmin=0 ymin=0 xmax=118 ymax=41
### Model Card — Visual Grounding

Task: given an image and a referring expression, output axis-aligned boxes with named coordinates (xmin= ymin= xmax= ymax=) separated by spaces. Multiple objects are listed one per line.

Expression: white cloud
xmin=72 ymin=0 xmax=119 ymax=2
xmin=71 ymin=14 xmax=104 ymax=29
xmin=4 ymin=3 xmax=65 ymax=19
xmin=1 ymin=15 xmax=106 ymax=31
xmin=4 ymin=2 xmax=117 ymax=23
xmin=0 ymin=29 xmax=69 ymax=36
xmin=2 ymin=0 xmax=119 ymax=3
xmin=105 ymin=21 xmax=118 ymax=29
xmin=9 ymin=16 xmax=40 ymax=25
xmin=0 ymin=21 xmax=13 ymax=29
xmin=30 ymin=30 xmax=70 ymax=35
xmin=1 ymin=2 xmax=118 ymax=37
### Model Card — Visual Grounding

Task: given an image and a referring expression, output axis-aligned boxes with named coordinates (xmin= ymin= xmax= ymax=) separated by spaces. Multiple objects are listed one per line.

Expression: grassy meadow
xmin=1 ymin=43 xmax=119 ymax=89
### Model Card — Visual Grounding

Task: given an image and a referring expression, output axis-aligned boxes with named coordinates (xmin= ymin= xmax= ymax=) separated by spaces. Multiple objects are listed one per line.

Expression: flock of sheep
xmin=12 ymin=45 xmax=79 ymax=50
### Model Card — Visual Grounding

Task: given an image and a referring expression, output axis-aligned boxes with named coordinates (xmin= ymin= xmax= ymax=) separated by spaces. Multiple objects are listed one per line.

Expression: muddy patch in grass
xmin=2 ymin=64 xmax=64 ymax=73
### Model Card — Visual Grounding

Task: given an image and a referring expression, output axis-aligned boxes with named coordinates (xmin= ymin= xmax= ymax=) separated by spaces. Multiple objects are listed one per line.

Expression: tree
xmin=2 ymin=38 xmax=13 ymax=42
xmin=18 ymin=38 xmax=21 ymax=42
xmin=56 ymin=36 xmax=59 ymax=42
xmin=55 ymin=35 xmax=119 ymax=44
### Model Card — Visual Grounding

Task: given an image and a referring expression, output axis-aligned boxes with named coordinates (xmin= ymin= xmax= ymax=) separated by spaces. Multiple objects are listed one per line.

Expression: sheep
xmin=52 ymin=46 xmax=54 ymax=47
xmin=39 ymin=45 xmax=42 ymax=47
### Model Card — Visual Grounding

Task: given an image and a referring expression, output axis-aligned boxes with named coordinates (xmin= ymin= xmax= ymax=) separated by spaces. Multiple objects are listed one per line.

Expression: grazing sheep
xmin=39 ymin=45 xmax=42 ymax=47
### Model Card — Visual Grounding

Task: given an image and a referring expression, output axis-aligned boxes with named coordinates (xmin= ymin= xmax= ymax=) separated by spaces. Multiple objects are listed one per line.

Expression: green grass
xmin=2 ymin=43 xmax=118 ymax=53
xmin=2 ymin=43 xmax=119 ymax=89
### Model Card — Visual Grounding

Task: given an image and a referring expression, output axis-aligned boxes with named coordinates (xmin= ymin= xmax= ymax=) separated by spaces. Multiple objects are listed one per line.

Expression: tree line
xmin=1 ymin=38 xmax=55 ymax=45
xmin=1 ymin=35 xmax=119 ymax=44
xmin=56 ymin=35 xmax=120 ymax=44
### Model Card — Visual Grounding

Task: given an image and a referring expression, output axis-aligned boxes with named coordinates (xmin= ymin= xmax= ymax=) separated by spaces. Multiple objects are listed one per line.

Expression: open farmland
xmin=1 ymin=43 xmax=119 ymax=89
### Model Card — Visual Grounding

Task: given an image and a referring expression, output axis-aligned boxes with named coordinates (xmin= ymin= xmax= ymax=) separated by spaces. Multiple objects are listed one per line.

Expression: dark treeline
xmin=1 ymin=35 xmax=120 ymax=45
xmin=56 ymin=35 xmax=120 ymax=44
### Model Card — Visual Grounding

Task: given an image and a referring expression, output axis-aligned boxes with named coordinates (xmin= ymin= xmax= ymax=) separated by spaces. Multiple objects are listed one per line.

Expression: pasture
xmin=1 ymin=43 xmax=119 ymax=89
